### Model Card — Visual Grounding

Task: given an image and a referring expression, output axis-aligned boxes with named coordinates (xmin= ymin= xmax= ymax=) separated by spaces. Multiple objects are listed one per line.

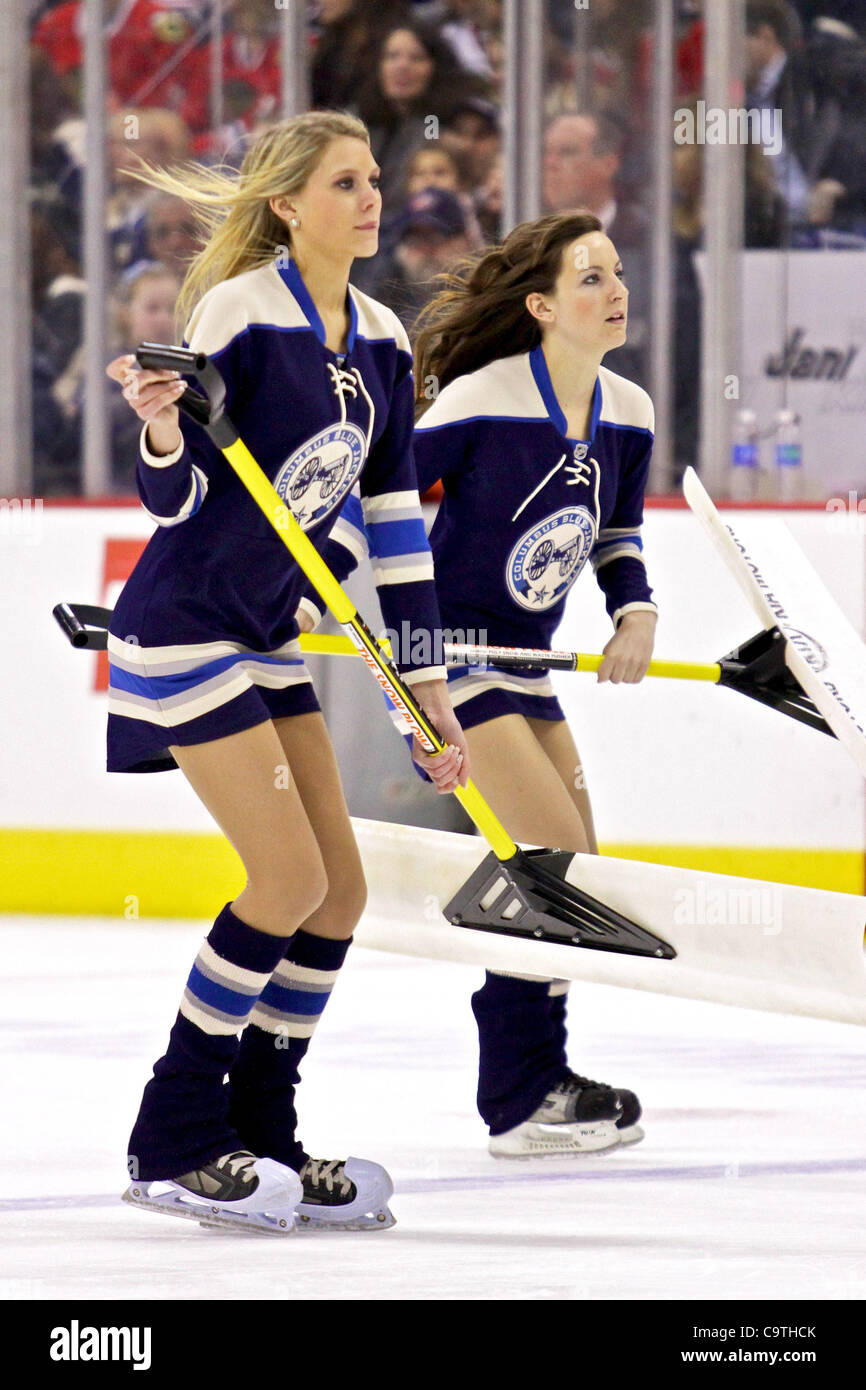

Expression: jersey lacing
xmin=326 ymin=362 xmax=376 ymax=451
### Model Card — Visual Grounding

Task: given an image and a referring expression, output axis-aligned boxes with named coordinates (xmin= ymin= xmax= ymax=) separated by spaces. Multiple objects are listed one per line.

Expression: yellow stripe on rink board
xmin=0 ymin=829 xmax=245 ymax=919
xmin=599 ymin=843 xmax=864 ymax=895
xmin=0 ymin=829 xmax=862 ymax=917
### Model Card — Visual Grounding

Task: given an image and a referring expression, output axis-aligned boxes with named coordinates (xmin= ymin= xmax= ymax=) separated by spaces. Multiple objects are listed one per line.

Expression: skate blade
xmin=295 ymin=1204 xmax=396 ymax=1232
xmin=122 ymin=1184 xmax=296 ymax=1236
xmin=489 ymin=1120 xmax=623 ymax=1160
xmin=617 ymin=1123 xmax=645 ymax=1146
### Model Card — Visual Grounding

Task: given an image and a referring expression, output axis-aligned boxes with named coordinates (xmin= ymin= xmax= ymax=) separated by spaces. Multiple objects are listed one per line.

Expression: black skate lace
xmin=559 ymin=1073 xmax=613 ymax=1094
xmin=558 ymin=1075 xmax=622 ymax=1113
xmin=300 ymin=1158 xmax=353 ymax=1197
xmin=214 ymin=1151 xmax=258 ymax=1184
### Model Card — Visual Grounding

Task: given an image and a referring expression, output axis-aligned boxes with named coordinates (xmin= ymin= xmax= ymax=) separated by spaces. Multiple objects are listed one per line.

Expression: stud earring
xmin=290 ymin=217 xmax=300 ymax=228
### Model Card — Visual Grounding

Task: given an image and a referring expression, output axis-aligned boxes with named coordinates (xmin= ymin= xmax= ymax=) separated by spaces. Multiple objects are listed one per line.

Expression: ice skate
xmin=489 ymin=1074 xmax=631 ymax=1158
xmin=294 ymin=1156 xmax=396 ymax=1231
xmin=122 ymin=1149 xmax=303 ymax=1235
xmin=615 ymin=1089 xmax=645 ymax=1146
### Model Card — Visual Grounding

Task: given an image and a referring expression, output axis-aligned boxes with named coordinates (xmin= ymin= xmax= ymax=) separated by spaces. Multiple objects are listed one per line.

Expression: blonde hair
xmin=125 ymin=111 xmax=371 ymax=328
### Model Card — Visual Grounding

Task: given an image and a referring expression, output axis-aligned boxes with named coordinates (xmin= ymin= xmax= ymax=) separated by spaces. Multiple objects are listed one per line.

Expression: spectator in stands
xmin=311 ymin=0 xmax=412 ymax=112
xmin=794 ymin=9 xmax=866 ymax=234
xmin=31 ymin=198 xmax=84 ymax=382
xmin=31 ymin=198 xmax=85 ymax=495
xmin=30 ymin=46 xmax=80 ymax=209
xmin=180 ymin=0 xmax=297 ymax=147
xmin=543 ymin=113 xmax=649 ymax=386
xmin=372 ymin=186 xmax=477 ymax=334
xmin=124 ymin=192 xmax=203 ymax=279
xmin=440 ymin=97 xmax=500 ymax=193
xmin=352 ymin=19 xmax=484 ymax=289
xmin=405 ymin=143 xmax=463 ymax=196
xmin=669 ymin=120 xmax=786 ymax=479
xmin=474 ymin=151 xmax=503 ymax=241
xmin=745 ymin=0 xmax=814 ymax=224
xmin=485 ymin=30 xmax=505 ymax=99
xmin=544 ymin=0 xmax=652 ymax=122
xmin=436 ymin=0 xmax=498 ymax=77
xmin=32 ymin=343 xmax=81 ymax=497
xmin=356 ymin=20 xmax=479 ymax=200
xmin=671 ymin=138 xmax=702 ymax=484
xmin=32 ymin=1 xmax=209 ymax=125
xmin=789 ymin=1 xmax=866 ymax=32
xmin=108 ymin=108 xmax=193 ymax=270
xmin=404 ymin=143 xmax=486 ymax=246
xmin=108 ymin=262 xmax=182 ymax=492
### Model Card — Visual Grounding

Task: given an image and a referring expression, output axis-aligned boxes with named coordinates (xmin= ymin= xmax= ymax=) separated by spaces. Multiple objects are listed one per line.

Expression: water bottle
xmin=774 ymin=408 xmax=803 ymax=502
xmin=729 ymin=408 xmax=759 ymax=500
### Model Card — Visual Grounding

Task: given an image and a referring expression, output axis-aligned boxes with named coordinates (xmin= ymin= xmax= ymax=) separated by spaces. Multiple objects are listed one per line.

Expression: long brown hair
xmin=413 ymin=211 xmax=603 ymax=408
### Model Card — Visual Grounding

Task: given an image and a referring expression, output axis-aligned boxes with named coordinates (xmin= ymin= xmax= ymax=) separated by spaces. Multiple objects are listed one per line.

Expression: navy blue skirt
xmin=106 ymin=632 xmax=320 ymax=773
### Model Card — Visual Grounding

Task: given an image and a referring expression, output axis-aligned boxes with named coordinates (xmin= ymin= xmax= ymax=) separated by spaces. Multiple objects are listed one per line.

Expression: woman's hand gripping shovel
xmin=55 ymin=342 xmax=675 ymax=963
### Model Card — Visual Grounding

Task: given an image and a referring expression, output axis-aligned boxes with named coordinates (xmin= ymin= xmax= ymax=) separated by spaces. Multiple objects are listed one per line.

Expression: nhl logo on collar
xmin=573 ymin=442 xmax=588 ymax=462
xmin=506 ymin=507 xmax=597 ymax=611
xmin=273 ymin=423 xmax=366 ymax=529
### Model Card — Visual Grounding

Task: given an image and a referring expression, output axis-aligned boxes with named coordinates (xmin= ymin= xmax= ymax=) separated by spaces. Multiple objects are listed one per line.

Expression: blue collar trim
xmin=275 ymin=258 xmax=357 ymax=355
xmin=529 ymin=344 xmax=601 ymax=444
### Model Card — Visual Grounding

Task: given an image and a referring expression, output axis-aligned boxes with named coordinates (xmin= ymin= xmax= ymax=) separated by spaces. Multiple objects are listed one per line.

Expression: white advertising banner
xmin=700 ymin=251 xmax=866 ymax=497
xmin=0 ymin=503 xmax=862 ymax=858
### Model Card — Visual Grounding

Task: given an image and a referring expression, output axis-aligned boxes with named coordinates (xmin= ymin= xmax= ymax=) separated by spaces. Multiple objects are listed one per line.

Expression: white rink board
xmin=352 ymin=819 xmax=866 ymax=1025
xmin=551 ymin=507 xmax=865 ymax=848
xmin=0 ymin=503 xmax=863 ymax=850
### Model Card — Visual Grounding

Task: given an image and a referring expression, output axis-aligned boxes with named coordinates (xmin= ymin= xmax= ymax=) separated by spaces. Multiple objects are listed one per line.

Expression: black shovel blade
xmin=444 ymin=847 xmax=676 ymax=959
xmin=717 ymin=627 xmax=834 ymax=737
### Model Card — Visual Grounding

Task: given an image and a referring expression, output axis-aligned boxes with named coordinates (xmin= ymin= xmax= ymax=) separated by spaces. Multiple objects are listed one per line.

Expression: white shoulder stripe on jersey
xmin=597 ymin=366 xmax=655 ymax=433
xmin=416 ymin=353 xmax=546 ymax=431
xmin=184 ymin=262 xmax=309 ymax=357
xmin=349 ymin=286 xmax=411 ymax=354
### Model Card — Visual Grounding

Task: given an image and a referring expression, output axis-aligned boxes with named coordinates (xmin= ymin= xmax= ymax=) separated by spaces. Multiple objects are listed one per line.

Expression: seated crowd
xmin=26 ymin=0 xmax=866 ymax=493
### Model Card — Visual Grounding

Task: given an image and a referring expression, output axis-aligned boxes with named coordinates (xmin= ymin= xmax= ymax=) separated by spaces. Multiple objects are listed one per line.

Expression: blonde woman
xmin=106 ymin=111 xmax=469 ymax=1233
xmin=303 ymin=212 xmax=654 ymax=1158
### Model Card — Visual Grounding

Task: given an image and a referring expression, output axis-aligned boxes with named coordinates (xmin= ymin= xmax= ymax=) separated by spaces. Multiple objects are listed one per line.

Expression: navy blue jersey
xmin=108 ymin=257 xmax=445 ymax=686
xmin=299 ymin=345 xmax=657 ymax=650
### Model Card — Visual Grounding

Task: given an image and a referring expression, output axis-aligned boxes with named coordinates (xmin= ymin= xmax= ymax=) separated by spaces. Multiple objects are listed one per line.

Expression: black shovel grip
xmin=136 ymin=344 xmax=202 ymax=374
xmin=134 ymin=342 xmax=233 ymax=441
xmin=52 ymin=603 xmax=111 ymax=650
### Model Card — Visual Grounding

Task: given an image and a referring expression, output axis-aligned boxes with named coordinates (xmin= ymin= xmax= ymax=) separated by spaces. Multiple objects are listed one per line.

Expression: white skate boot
xmin=489 ymin=1075 xmax=643 ymax=1158
xmin=122 ymin=1149 xmax=303 ymax=1234
xmin=294 ymin=1157 xmax=396 ymax=1231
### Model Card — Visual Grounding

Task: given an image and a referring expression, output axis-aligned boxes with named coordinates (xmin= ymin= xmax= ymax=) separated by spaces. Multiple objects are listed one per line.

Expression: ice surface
xmin=1 ymin=916 xmax=864 ymax=1301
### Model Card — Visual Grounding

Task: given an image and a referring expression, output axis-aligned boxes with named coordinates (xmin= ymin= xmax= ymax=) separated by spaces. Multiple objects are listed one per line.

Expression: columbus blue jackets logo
xmin=506 ymin=507 xmax=597 ymax=611
xmin=273 ymin=424 xmax=366 ymax=529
